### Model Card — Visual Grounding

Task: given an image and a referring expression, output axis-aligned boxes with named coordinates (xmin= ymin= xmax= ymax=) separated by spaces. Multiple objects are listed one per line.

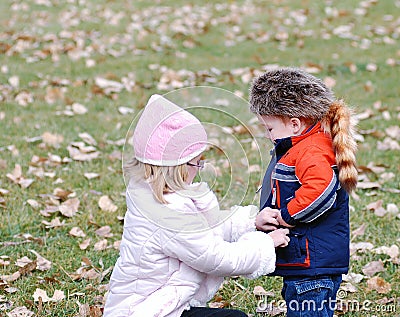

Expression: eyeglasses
xmin=187 ymin=160 xmax=205 ymax=169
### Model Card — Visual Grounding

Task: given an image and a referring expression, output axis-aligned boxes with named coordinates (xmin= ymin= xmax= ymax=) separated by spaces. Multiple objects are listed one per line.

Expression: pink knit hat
xmin=133 ymin=94 xmax=207 ymax=166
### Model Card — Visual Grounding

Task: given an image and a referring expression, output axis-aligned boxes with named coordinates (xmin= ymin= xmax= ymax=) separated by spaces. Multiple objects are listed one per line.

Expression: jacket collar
xmin=273 ymin=122 xmax=322 ymax=158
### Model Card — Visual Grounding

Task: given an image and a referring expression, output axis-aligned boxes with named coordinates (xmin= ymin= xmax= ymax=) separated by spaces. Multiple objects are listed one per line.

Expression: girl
xmin=103 ymin=94 xmax=289 ymax=317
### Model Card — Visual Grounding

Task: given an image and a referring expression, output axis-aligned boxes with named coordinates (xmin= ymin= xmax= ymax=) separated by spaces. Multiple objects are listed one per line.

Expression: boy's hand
xmin=276 ymin=212 xmax=295 ymax=228
xmin=255 ymin=207 xmax=280 ymax=231
xmin=268 ymin=228 xmax=290 ymax=247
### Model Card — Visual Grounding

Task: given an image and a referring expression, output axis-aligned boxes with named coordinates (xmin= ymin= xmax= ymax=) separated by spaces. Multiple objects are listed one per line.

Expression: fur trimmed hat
xmin=249 ymin=67 xmax=335 ymax=121
xmin=133 ymin=94 xmax=207 ymax=166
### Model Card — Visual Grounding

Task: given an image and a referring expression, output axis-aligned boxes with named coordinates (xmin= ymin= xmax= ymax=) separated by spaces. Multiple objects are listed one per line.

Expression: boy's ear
xmin=290 ymin=118 xmax=303 ymax=135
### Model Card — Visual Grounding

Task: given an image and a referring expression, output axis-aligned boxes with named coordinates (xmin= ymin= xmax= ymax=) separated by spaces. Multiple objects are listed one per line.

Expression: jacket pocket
xmin=276 ymin=231 xmax=310 ymax=267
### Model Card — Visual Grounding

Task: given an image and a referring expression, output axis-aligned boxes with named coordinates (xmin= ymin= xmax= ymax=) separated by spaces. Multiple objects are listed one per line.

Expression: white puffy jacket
xmin=103 ymin=181 xmax=276 ymax=317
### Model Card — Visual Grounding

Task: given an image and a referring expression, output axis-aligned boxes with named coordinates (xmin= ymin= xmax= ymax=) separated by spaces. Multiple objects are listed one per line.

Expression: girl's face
xmin=186 ymin=154 xmax=204 ymax=184
xmin=257 ymin=115 xmax=305 ymax=142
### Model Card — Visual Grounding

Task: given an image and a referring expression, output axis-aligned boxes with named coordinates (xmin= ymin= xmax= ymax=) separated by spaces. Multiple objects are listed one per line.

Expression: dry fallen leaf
xmin=373 ymin=245 xmax=399 ymax=261
xmin=71 ymin=103 xmax=88 ymax=115
xmin=42 ymin=217 xmax=65 ymax=229
xmin=351 ymin=223 xmax=366 ymax=238
xmin=6 ymin=306 xmax=34 ymax=317
xmin=362 ymin=260 xmax=385 ymax=277
xmin=95 ymin=226 xmax=113 ymax=238
xmin=33 ymin=288 xmax=65 ymax=303
xmin=98 ymin=195 xmax=117 ymax=212
xmin=367 ymin=199 xmax=387 ymax=217
xmin=70 ymin=227 xmax=86 ymax=238
xmin=79 ymin=132 xmax=97 ymax=145
xmin=94 ymin=239 xmax=108 ymax=251
xmin=342 ymin=272 xmax=365 ymax=284
xmin=6 ymin=164 xmax=34 ymax=188
xmin=29 ymin=250 xmax=52 ymax=271
xmin=26 ymin=199 xmax=41 ymax=209
xmin=84 ymin=172 xmax=100 ymax=180
xmin=42 ymin=131 xmax=64 ymax=148
xmin=366 ymin=276 xmax=392 ymax=294
xmin=253 ymin=285 xmax=273 ymax=296
xmin=15 ymin=256 xmax=33 ymax=268
xmin=79 ymin=238 xmax=91 ymax=250
xmin=59 ymin=198 xmax=80 ymax=217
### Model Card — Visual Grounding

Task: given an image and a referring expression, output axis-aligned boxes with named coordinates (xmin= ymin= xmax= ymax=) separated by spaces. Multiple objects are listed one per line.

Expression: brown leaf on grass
xmin=98 ymin=195 xmax=117 ymax=212
xmin=374 ymin=245 xmax=399 ymax=262
xmin=19 ymin=260 xmax=37 ymax=276
xmin=79 ymin=238 xmax=91 ymax=250
xmin=323 ymin=76 xmax=336 ymax=88
xmin=89 ymin=306 xmax=103 ymax=317
xmin=77 ymin=301 xmax=90 ymax=317
xmin=42 ymin=131 xmax=64 ymax=148
xmin=71 ymin=103 xmax=88 ymax=115
xmin=42 ymin=217 xmax=65 ymax=228
xmin=15 ymin=91 xmax=34 ymax=106
xmin=342 ymin=272 xmax=364 ymax=284
xmin=67 ymin=144 xmax=100 ymax=161
xmin=340 ymin=283 xmax=358 ymax=293
xmin=59 ymin=198 xmax=80 ymax=217
xmin=357 ymin=181 xmax=381 ymax=190
xmin=84 ymin=172 xmax=100 ymax=180
xmin=45 ymin=86 xmax=65 ymax=104
xmin=367 ymin=199 xmax=387 ymax=217
xmin=377 ymin=137 xmax=400 ymax=151
xmin=39 ymin=205 xmax=59 ymax=217
xmin=70 ymin=227 xmax=86 ymax=238
xmin=33 ymin=288 xmax=65 ymax=303
xmin=366 ymin=276 xmax=392 ymax=294
xmin=79 ymin=132 xmax=97 ymax=145
xmin=26 ymin=199 xmax=41 ymax=209
xmin=351 ymin=223 xmax=366 ymax=238
xmin=0 ymin=256 xmax=10 ymax=266
xmin=385 ymin=125 xmax=400 ymax=140
xmin=95 ymin=226 xmax=113 ymax=238
xmin=6 ymin=164 xmax=34 ymax=188
xmin=29 ymin=250 xmax=51 ymax=271
xmin=253 ymin=285 xmax=274 ymax=296
xmin=6 ymin=306 xmax=34 ymax=317
xmin=362 ymin=260 xmax=385 ymax=277
xmin=0 ymin=271 xmax=21 ymax=282
xmin=15 ymin=256 xmax=33 ymax=268
xmin=53 ymin=187 xmax=73 ymax=201
xmin=94 ymin=239 xmax=108 ymax=251
xmin=113 ymin=240 xmax=121 ymax=250
xmin=350 ymin=241 xmax=374 ymax=255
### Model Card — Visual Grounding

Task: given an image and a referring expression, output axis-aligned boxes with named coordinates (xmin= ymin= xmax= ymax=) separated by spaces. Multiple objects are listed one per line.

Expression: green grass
xmin=1 ymin=0 xmax=399 ymax=316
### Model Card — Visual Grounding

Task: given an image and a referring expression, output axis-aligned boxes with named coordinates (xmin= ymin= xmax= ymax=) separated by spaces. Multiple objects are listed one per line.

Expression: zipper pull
xmin=271 ymin=188 xmax=276 ymax=206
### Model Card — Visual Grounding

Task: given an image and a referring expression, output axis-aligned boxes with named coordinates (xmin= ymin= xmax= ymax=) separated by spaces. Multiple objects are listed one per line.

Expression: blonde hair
xmin=124 ymin=158 xmax=189 ymax=204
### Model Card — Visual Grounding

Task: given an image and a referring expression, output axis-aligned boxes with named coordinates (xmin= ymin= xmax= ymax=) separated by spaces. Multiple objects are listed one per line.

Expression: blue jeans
xmin=282 ymin=275 xmax=342 ymax=317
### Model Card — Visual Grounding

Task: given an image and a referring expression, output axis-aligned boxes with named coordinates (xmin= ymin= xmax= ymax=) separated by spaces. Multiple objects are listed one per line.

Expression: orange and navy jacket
xmin=260 ymin=123 xmax=350 ymax=277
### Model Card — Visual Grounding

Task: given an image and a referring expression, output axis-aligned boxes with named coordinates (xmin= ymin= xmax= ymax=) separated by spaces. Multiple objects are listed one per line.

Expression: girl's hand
xmin=268 ymin=228 xmax=290 ymax=247
xmin=255 ymin=207 xmax=280 ymax=231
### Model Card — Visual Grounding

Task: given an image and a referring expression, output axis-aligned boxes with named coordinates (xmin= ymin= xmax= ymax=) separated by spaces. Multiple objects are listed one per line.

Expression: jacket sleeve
xmin=161 ymin=227 xmax=276 ymax=279
xmin=280 ymin=145 xmax=339 ymax=226
xmin=219 ymin=205 xmax=258 ymax=242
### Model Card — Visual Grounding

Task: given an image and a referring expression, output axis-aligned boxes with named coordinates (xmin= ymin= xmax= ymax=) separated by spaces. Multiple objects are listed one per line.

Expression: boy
xmin=251 ymin=68 xmax=358 ymax=317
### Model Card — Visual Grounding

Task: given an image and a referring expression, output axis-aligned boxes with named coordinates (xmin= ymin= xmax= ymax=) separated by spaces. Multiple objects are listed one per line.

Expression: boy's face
xmin=257 ymin=115 xmax=302 ymax=143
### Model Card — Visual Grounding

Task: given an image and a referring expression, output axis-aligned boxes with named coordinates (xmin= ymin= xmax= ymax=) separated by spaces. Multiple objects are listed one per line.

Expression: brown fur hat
xmin=250 ymin=67 xmax=334 ymax=120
